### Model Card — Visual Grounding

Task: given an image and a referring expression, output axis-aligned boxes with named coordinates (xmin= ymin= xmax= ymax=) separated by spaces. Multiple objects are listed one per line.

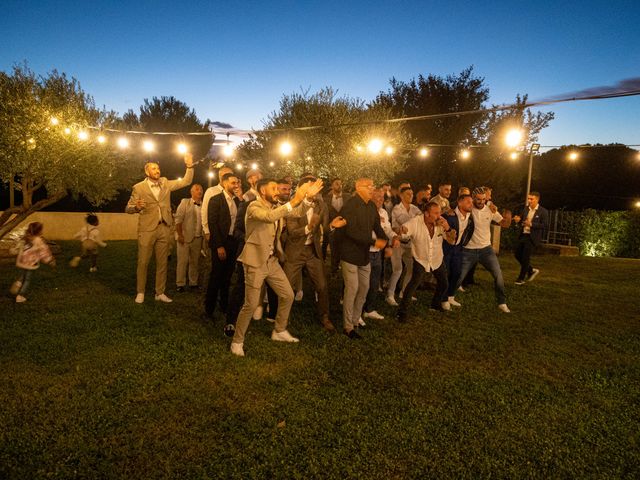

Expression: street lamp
xmin=525 ymin=143 xmax=541 ymax=201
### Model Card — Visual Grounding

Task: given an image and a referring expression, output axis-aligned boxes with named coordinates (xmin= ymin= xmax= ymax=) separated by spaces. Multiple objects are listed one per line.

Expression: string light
xmin=355 ymin=145 xmax=363 ymax=153
xmin=635 ymin=200 xmax=640 ymax=209
xmin=251 ymin=162 xmax=258 ymax=170
xmin=117 ymin=137 xmax=129 ymax=149
xmin=460 ymin=149 xmax=471 ymax=160
xmin=385 ymin=146 xmax=394 ymax=155
xmin=142 ymin=140 xmax=154 ymax=152
xmin=419 ymin=147 xmax=429 ymax=158
xmin=269 ymin=161 xmax=275 ymax=167
xmin=510 ymin=152 xmax=519 ymax=160
xmin=568 ymin=151 xmax=579 ymax=161
xmin=236 ymin=163 xmax=243 ymax=171
xmin=64 ymin=127 xmax=71 ymax=135
xmin=505 ymin=129 xmax=523 ymax=148
xmin=77 ymin=131 xmax=89 ymax=141
xmin=279 ymin=141 xmax=293 ymax=156
xmin=50 ymin=117 xmax=59 ymax=126
xmin=177 ymin=143 xmax=188 ymax=154
xmin=223 ymin=144 xmax=234 ymax=157
xmin=97 ymin=135 xmax=106 ymax=144
xmin=367 ymin=138 xmax=383 ymax=154
xmin=207 ymin=171 xmax=215 ymax=179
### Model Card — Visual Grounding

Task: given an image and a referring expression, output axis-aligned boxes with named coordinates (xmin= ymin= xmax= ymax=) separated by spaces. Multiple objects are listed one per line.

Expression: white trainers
xmin=411 ymin=296 xmax=417 ymax=302
xmin=448 ymin=296 xmax=462 ymax=307
xmin=528 ymin=269 xmax=540 ymax=282
xmin=458 ymin=286 xmax=466 ymax=292
xmin=252 ymin=305 xmax=263 ymax=321
xmin=266 ymin=317 xmax=276 ymax=323
xmin=9 ymin=281 xmax=22 ymax=296
xmin=363 ymin=310 xmax=384 ymax=320
xmin=441 ymin=301 xmax=451 ymax=311
xmin=271 ymin=330 xmax=300 ymax=343
xmin=230 ymin=342 xmax=245 ymax=357
xmin=295 ymin=290 xmax=304 ymax=301
xmin=154 ymin=293 xmax=173 ymax=303
xmin=89 ymin=267 xmax=97 ymax=273
xmin=15 ymin=295 xmax=27 ymax=303
xmin=498 ymin=303 xmax=511 ymax=313
xmin=135 ymin=293 xmax=145 ymax=304
xmin=358 ymin=317 xmax=366 ymax=327
xmin=69 ymin=256 xmax=81 ymax=268
xmin=385 ymin=295 xmax=399 ymax=306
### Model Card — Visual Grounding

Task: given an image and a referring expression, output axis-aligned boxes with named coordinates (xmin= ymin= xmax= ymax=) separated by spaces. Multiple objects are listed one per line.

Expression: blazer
xmin=338 ymin=194 xmax=387 ymax=266
xmin=208 ymin=191 xmax=240 ymax=249
xmin=126 ymin=168 xmax=194 ymax=232
xmin=518 ymin=205 xmax=549 ymax=247
xmin=175 ymin=198 xmax=202 ymax=243
xmin=284 ymin=199 xmax=328 ymax=261
xmin=237 ymin=197 xmax=309 ymax=268
xmin=324 ymin=192 xmax=351 ymax=221
xmin=442 ymin=210 xmax=474 ymax=255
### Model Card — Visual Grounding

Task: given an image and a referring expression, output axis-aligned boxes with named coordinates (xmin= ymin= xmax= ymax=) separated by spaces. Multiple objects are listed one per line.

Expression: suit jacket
xmin=442 ymin=210 xmax=474 ymax=255
xmin=126 ymin=168 xmax=194 ymax=232
xmin=237 ymin=197 xmax=309 ymax=268
xmin=324 ymin=192 xmax=351 ymax=221
xmin=518 ymin=205 xmax=549 ymax=246
xmin=208 ymin=191 xmax=240 ymax=249
xmin=284 ymin=199 xmax=328 ymax=261
xmin=175 ymin=198 xmax=201 ymax=243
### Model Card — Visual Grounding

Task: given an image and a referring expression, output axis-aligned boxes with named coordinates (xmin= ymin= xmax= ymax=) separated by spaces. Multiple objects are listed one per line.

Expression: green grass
xmin=1 ymin=241 xmax=639 ymax=479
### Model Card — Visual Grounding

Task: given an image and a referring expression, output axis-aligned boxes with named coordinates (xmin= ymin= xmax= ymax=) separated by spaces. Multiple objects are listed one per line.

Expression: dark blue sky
xmin=2 ymin=0 xmax=639 ymax=146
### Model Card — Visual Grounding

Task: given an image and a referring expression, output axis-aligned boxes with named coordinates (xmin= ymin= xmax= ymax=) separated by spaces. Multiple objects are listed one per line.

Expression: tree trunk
xmin=0 ymin=192 xmax=67 ymax=241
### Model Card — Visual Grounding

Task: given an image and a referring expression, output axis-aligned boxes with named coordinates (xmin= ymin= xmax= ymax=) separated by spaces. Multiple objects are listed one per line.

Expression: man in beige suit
xmin=126 ymin=154 xmax=194 ymax=303
xmin=175 ymin=183 xmax=204 ymax=292
xmin=230 ymin=177 xmax=324 ymax=357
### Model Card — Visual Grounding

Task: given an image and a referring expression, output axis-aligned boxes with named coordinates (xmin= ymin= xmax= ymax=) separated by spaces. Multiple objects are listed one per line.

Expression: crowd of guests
xmin=8 ymin=154 xmax=550 ymax=359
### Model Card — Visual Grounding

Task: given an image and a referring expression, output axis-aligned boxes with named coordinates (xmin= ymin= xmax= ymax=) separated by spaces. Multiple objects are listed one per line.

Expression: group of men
xmin=127 ymin=155 xmax=550 ymax=357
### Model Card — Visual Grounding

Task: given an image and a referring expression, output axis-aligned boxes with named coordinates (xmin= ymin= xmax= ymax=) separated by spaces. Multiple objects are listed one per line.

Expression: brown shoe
xmin=321 ymin=315 xmax=336 ymax=334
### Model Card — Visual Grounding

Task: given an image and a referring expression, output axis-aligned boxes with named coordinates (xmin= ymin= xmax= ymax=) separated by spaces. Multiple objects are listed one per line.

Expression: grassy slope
xmin=0 ymin=241 xmax=639 ymax=479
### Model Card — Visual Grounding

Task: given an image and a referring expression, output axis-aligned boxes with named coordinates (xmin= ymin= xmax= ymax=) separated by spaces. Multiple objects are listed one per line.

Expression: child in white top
xmin=9 ymin=222 xmax=56 ymax=303
xmin=69 ymin=214 xmax=107 ymax=272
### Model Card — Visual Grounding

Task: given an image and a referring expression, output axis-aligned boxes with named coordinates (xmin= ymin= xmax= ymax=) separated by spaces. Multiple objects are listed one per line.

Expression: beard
xmin=264 ymin=192 xmax=277 ymax=205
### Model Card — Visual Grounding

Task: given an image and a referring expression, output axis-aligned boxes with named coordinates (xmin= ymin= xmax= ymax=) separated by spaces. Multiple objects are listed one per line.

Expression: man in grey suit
xmin=126 ymin=154 xmax=194 ymax=304
xmin=323 ymin=177 xmax=350 ymax=271
xmin=283 ymin=176 xmax=336 ymax=333
xmin=230 ymin=177 xmax=324 ymax=357
xmin=175 ymin=183 xmax=204 ymax=292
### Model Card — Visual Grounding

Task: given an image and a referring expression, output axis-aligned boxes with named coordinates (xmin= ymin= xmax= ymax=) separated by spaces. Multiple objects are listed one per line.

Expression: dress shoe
xmin=155 ymin=293 xmax=173 ymax=303
xmin=135 ymin=293 xmax=144 ymax=304
xmin=448 ymin=296 xmax=462 ymax=307
xmin=176 ymin=286 xmax=185 ymax=293
xmin=271 ymin=330 xmax=300 ymax=342
xmin=344 ymin=329 xmax=362 ymax=340
xmin=363 ymin=310 xmax=384 ymax=320
xmin=230 ymin=342 xmax=245 ymax=357
xmin=498 ymin=304 xmax=511 ymax=313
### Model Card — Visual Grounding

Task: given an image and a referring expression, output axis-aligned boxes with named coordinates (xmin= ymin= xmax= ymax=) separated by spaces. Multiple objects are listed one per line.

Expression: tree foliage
xmin=238 ymin=88 xmax=414 ymax=188
xmin=0 ymin=65 xmax=140 ymax=239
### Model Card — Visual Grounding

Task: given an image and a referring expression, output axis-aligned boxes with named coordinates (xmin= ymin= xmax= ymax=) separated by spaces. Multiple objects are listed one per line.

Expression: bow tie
xmin=194 ymin=202 xmax=201 ymax=206
xmin=150 ymin=182 xmax=161 ymax=188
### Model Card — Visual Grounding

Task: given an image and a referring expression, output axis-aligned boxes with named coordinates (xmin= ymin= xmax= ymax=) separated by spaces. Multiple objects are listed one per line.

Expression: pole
xmin=525 ymin=147 xmax=534 ymax=203
xmin=9 ymin=176 xmax=14 ymax=208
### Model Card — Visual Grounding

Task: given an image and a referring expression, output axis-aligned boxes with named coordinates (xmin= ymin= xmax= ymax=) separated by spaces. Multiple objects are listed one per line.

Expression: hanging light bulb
xmin=77 ymin=131 xmax=89 ymax=141
xmin=177 ymin=143 xmax=188 ymax=154
xmin=117 ymin=137 xmax=129 ymax=149
xmin=419 ymin=147 xmax=429 ymax=158
xmin=97 ymin=135 xmax=106 ymax=144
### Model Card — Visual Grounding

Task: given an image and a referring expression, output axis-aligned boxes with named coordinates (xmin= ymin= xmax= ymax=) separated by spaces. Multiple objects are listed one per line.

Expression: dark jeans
xmin=398 ymin=261 xmax=448 ymax=320
xmin=364 ymin=250 xmax=383 ymax=313
xmin=16 ymin=268 xmax=34 ymax=295
xmin=457 ymin=246 xmax=506 ymax=305
xmin=515 ymin=235 xmax=535 ymax=280
xmin=266 ymin=283 xmax=278 ymax=320
xmin=443 ymin=244 xmax=464 ymax=298
xmin=227 ymin=261 xmax=245 ymax=325
xmin=205 ymin=236 xmax=238 ymax=316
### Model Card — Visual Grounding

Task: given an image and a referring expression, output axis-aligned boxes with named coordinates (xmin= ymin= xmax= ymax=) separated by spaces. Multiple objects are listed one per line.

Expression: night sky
xmin=2 ymin=0 xmax=639 ymax=146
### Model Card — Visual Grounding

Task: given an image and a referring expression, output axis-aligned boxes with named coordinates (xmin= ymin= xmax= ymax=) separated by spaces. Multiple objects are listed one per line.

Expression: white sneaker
xmin=9 ymin=281 xmax=22 ymax=296
xmin=252 ymin=305 xmax=263 ymax=320
xmin=89 ymin=266 xmax=97 ymax=273
xmin=358 ymin=317 xmax=366 ymax=327
xmin=448 ymin=296 xmax=462 ymax=307
xmin=295 ymin=290 xmax=304 ymax=301
xmin=155 ymin=293 xmax=173 ymax=303
xmin=363 ymin=310 xmax=384 ymax=320
xmin=69 ymin=256 xmax=81 ymax=268
xmin=458 ymin=286 xmax=466 ymax=292
xmin=411 ymin=296 xmax=417 ymax=302
xmin=386 ymin=296 xmax=399 ymax=306
xmin=135 ymin=293 xmax=145 ymax=304
xmin=498 ymin=304 xmax=511 ymax=313
xmin=230 ymin=342 xmax=245 ymax=357
xmin=441 ymin=301 xmax=451 ymax=311
xmin=271 ymin=330 xmax=300 ymax=343
xmin=266 ymin=317 xmax=276 ymax=323
xmin=528 ymin=269 xmax=540 ymax=282
xmin=15 ymin=295 xmax=27 ymax=303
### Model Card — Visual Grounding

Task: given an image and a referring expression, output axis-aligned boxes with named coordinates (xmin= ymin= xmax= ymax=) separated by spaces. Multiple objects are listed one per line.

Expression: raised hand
xmin=305 ymin=178 xmax=324 ymax=199
xmin=184 ymin=153 xmax=193 ymax=168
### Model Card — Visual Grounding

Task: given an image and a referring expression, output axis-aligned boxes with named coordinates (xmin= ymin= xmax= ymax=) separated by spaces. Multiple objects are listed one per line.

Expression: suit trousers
xmin=205 ymin=236 xmax=238 ymax=316
xmin=283 ymin=245 xmax=329 ymax=319
xmin=176 ymin=237 xmax=202 ymax=287
xmin=341 ymin=260 xmax=371 ymax=331
xmin=443 ymin=244 xmax=464 ymax=298
xmin=387 ymin=244 xmax=413 ymax=298
xmin=515 ymin=235 xmax=535 ymax=280
xmin=136 ymin=224 xmax=171 ymax=295
xmin=363 ymin=250 xmax=383 ymax=313
xmin=232 ymin=256 xmax=295 ymax=345
xmin=398 ymin=261 xmax=448 ymax=320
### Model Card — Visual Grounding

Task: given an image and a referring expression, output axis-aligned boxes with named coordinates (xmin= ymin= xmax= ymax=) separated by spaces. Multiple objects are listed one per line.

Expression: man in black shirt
xmin=338 ymin=178 xmax=388 ymax=339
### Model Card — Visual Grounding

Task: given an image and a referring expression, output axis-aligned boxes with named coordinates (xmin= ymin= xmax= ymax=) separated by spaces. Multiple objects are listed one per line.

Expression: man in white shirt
xmin=430 ymin=182 xmax=452 ymax=212
xmin=396 ymin=202 xmax=456 ymax=322
xmin=387 ymin=186 xmax=422 ymax=306
xmin=454 ymin=187 xmax=512 ymax=313
xmin=363 ymin=188 xmax=399 ymax=321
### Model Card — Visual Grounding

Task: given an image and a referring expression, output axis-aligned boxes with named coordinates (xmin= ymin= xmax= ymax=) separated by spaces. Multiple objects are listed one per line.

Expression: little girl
xmin=69 ymin=213 xmax=107 ymax=272
xmin=9 ymin=222 xmax=56 ymax=303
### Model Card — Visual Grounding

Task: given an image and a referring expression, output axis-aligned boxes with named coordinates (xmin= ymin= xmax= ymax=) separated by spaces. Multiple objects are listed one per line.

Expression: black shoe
xmin=223 ymin=323 xmax=235 ymax=337
xmin=176 ymin=286 xmax=185 ymax=293
xmin=344 ymin=329 xmax=362 ymax=340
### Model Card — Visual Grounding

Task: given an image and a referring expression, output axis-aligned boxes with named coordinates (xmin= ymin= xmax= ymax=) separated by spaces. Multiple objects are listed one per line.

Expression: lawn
xmin=1 ymin=241 xmax=639 ymax=479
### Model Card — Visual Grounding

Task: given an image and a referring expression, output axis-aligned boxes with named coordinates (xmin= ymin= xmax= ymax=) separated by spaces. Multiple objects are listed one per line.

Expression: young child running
xmin=69 ymin=213 xmax=107 ymax=272
xmin=9 ymin=222 xmax=56 ymax=303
